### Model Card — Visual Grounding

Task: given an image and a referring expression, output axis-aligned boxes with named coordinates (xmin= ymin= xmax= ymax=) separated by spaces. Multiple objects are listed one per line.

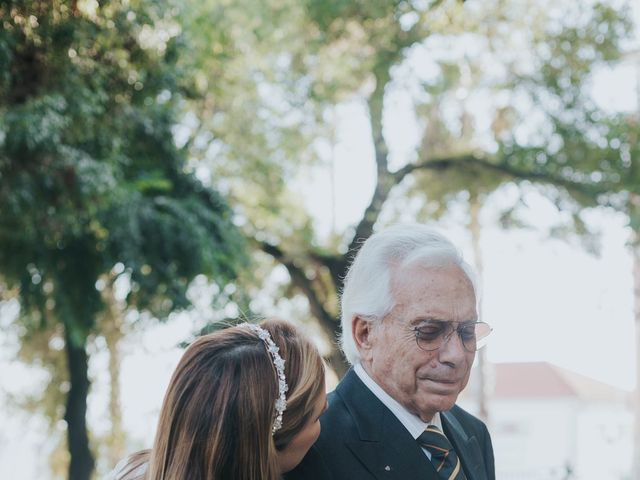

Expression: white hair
xmin=339 ymin=224 xmax=478 ymax=365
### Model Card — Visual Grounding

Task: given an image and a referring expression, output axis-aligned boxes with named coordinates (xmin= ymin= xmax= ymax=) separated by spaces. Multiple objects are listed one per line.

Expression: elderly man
xmin=285 ymin=224 xmax=495 ymax=480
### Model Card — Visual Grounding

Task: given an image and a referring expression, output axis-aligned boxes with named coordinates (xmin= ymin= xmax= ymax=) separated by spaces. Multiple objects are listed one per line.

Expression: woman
xmin=109 ymin=319 xmax=326 ymax=480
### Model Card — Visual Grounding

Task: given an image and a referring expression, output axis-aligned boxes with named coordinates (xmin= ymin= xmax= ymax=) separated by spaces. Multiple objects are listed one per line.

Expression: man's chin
xmin=417 ymin=388 xmax=460 ymax=414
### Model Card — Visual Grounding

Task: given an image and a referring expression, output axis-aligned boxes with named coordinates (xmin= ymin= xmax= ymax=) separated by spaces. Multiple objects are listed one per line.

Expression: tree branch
xmin=346 ymin=60 xmax=396 ymax=257
xmin=394 ymin=154 xmax=607 ymax=198
xmin=258 ymin=241 xmax=338 ymax=341
xmin=307 ymin=250 xmax=347 ymax=292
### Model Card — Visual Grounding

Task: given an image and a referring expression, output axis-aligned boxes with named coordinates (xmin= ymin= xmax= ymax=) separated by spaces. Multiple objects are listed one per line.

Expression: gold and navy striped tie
xmin=417 ymin=425 xmax=467 ymax=480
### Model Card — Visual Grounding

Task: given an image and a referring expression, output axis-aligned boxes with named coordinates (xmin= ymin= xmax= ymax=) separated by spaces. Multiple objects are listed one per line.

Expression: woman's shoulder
xmin=104 ymin=450 xmax=150 ymax=480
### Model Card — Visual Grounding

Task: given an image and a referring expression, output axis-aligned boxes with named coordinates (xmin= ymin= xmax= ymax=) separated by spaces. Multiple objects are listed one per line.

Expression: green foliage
xmin=384 ymin=0 xmax=637 ymax=239
xmin=0 ymin=0 xmax=246 ymax=343
xmin=160 ymin=0 xmax=638 ymax=338
xmin=173 ymin=1 xmax=637 ymax=368
xmin=0 ymin=1 xmax=247 ymax=477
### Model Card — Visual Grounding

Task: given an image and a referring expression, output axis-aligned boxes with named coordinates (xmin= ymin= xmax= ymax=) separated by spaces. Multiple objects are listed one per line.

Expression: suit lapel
xmin=344 ymin=412 xmax=442 ymax=480
xmin=337 ymin=370 xmax=441 ymax=480
xmin=441 ymin=410 xmax=486 ymax=480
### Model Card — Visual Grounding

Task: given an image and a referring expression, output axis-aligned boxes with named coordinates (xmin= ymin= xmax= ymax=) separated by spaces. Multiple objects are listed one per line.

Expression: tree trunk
xmin=469 ymin=195 xmax=491 ymax=423
xmin=105 ymin=327 xmax=125 ymax=468
xmin=64 ymin=327 xmax=94 ymax=480
xmin=633 ymin=240 xmax=640 ymax=479
xmin=101 ymin=278 xmax=126 ymax=469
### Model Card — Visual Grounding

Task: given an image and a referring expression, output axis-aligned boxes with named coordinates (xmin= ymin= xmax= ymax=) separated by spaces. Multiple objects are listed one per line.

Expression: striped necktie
xmin=417 ymin=425 xmax=467 ymax=480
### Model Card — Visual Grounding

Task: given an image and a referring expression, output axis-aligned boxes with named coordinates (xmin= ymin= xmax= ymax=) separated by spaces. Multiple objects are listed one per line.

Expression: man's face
xmin=360 ymin=262 xmax=477 ymax=422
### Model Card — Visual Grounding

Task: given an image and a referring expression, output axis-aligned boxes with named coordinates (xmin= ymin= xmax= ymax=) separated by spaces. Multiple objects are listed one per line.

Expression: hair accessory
xmin=243 ymin=323 xmax=288 ymax=434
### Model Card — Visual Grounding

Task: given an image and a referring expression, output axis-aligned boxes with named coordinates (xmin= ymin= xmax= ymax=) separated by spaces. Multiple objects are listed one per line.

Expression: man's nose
xmin=438 ymin=329 xmax=467 ymax=364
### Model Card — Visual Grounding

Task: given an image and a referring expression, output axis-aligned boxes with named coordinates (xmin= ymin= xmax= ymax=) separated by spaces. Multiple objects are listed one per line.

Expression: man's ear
xmin=352 ymin=316 xmax=375 ymax=353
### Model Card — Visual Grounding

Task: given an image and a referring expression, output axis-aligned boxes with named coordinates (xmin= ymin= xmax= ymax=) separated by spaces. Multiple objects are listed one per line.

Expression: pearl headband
xmin=243 ymin=323 xmax=288 ymax=434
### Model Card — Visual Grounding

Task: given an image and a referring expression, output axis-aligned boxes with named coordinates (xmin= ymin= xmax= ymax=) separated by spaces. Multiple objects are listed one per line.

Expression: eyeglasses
xmin=413 ymin=321 xmax=492 ymax=353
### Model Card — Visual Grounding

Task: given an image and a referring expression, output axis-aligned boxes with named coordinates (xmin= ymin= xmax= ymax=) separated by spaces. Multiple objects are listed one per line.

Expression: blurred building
xmin=459 ymin=361 xmax=633 ymax=480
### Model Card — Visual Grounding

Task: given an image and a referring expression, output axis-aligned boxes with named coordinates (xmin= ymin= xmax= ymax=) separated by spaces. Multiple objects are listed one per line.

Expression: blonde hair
xmin=112 ymin=319 xmax=324 ymax=480
xmin=272 ymin=321 xmax=326 ymax=452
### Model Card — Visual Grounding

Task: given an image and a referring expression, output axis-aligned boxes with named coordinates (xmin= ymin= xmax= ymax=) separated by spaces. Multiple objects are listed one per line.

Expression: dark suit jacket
xmin=285 ymin=369 xmax=495 ymax=480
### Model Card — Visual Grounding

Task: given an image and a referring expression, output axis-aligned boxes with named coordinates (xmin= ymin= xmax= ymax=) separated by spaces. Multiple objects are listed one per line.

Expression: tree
xmin=176 ymin=0 xmax=634 ymax=378
xmin=0 ymin=1 xmax=246 ymax=479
